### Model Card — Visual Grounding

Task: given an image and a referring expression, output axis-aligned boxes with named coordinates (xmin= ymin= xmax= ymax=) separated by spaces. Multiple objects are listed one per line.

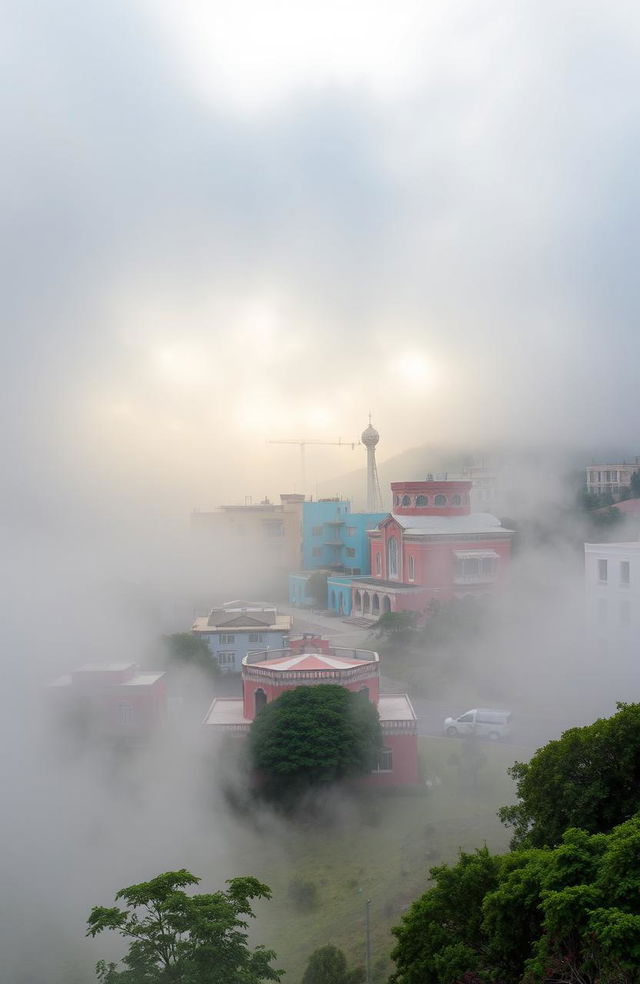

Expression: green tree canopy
xmin=249 ymin=684 xmax=382 ymax=800
xmin=499 ymin=702 xmax=640 ymax=848
xmin=301 ymin=944 xmax=365 ymax=984
xmin=86 ymin=869 xmax=281 ymax=984
xmin=390 ymin=817 xmax=640 ymax=984
xmin=161 ymin=633 xmax=219 ymax=678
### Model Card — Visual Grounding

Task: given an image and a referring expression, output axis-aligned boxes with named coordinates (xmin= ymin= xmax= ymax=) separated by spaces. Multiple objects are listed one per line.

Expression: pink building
xmin=352 ymin=479 xmax=513 ymax=616
xmin=48 ymin=662 xmax=167 ymax=736
xmin=203 ymin=635 xmax=419 ymax=787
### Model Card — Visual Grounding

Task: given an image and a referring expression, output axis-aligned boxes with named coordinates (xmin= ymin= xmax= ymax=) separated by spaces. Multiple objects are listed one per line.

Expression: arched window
xmin=408 ymin=555 xmax=415 ymax=581
xmin=383 ymin=595 xmax=391 ymax=613
xmin=330 ymin=590 xmax=336 ymax=610
xmin=416 ymin=495 xmax=427 ymax=506
xmin=372 ymin=594 xmax=380 ymax=614
xmin=434 ymin=494 xmax=447 ymax=506
xmin=255 ymin=689 xmax=267 ymax=714
xmin=451 ymin=494 xmax=461 ymax=506
xmin=395 ymin=495 xmax=402 ymax=507
xmin=387 ymin=536 xmax=399 ymax=578
xmin=363 ymin=593 xmax=371 ymax=614
xmin=375 ymin=552 xmax=381 ymax=575
xmin=401 ymin=495 xmax=411 ymax=506
xmin=359 ymin=685 xmax=370 ymax=701
xmin=354 ymin=589 xmax=362 ymax=613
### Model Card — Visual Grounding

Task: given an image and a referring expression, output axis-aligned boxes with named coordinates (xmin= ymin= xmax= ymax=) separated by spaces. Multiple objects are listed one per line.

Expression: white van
xmin=443 ymin=708 xmax=512 ymax=740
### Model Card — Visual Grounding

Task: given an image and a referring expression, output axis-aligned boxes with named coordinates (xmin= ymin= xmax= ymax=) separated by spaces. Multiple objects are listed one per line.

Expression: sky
xmin=4 ymin=5 xmax=640 ymax=977
xmin=4 ymin=0 xmax=640 ymax=515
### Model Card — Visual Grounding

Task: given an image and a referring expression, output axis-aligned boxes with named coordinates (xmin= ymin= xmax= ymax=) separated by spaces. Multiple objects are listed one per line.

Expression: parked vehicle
xmin=443 ymin=708 xmax=512 ymax=740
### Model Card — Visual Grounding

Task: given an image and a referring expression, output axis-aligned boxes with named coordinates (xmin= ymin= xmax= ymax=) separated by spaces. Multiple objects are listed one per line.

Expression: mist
xmin=4 ymin=0 xmax=640 ymax=980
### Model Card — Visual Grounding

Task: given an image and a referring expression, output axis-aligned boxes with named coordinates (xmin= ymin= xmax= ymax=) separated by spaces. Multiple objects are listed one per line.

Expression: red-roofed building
xmin=203 ymin=634 xmax=419 ymax=786
xmin=347 ymin=478 xmax=513 ymax=617
xmin=48 ymin=662 xmax=167 ymax=736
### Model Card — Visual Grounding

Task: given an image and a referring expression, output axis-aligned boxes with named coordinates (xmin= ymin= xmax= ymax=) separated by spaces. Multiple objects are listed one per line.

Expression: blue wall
xmin=289 ymin=572 xmax=315 ymax=606
xmin=200 ymin=628 xmax=289 ymax=673
xmin=302 ymin=500 xmax=385 ymax=574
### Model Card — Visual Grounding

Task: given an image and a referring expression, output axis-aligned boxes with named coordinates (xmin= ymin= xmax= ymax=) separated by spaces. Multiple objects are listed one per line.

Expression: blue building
xmin=289 ymin=500 xmax=386 ymax=613
xmin=191 ymin=601 xmax=292 ymax=673
xmin=302 ymin=499 xmax=386 ymax=574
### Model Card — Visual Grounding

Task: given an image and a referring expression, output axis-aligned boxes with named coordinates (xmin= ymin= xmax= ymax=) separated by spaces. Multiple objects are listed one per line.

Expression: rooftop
xmin=387 ymin=512 xmax=512 ymax=535
xmin=254 ymin=652 xmax=373 ymax=672
xmin=203 ymin=698 xmax=252 ymax=728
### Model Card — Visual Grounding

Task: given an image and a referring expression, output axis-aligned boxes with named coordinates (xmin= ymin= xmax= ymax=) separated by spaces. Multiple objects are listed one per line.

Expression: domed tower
xmin=362 ymin=415 xmax=383 ymax=511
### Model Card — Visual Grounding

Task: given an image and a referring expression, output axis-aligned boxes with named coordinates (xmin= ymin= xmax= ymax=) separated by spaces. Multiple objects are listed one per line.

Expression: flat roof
xmin=378 ymin=694 xmax=417 ymax=722
xmin=203 ymin=697 xmax=250 ymax=727
xmin=388 ymin=512 xmax=512 ymax=535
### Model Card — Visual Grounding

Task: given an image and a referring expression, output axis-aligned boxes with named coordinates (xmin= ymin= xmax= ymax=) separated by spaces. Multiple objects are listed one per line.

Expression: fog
xmin=4 ymin=0 xmax=640 ymax=980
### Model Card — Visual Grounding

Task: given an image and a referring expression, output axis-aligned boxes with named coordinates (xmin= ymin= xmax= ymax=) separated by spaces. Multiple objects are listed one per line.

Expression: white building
xmin=584 ymin=542 xmax=639 ymax=653
xmin=585 ymin=461 xmax=639 ymax=498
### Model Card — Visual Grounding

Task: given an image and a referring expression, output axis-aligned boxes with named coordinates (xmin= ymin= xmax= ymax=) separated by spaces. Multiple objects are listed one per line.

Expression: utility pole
xmin=365 ymin=898 xmax=372 ymax=984
xmin=267 ymin=438 xmax=358 ymax=490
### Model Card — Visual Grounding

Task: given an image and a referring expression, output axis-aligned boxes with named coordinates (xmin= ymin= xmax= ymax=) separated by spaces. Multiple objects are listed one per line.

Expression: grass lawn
xmin=244 ymin=735 xmax=530 ymax=983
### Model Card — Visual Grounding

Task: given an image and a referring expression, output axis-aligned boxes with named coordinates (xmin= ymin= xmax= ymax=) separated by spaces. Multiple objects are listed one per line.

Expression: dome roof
xmin=361 ymin=424 xmax=379 ymax=446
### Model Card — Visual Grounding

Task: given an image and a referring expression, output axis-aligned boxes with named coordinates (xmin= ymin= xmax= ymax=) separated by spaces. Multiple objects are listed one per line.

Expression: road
xmin=278 ymin=604 xmax=632 ymax=753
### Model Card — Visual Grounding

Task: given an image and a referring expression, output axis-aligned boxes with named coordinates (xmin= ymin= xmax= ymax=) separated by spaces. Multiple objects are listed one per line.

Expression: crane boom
xmin=268 ymin=438 xmax=359 ymax=489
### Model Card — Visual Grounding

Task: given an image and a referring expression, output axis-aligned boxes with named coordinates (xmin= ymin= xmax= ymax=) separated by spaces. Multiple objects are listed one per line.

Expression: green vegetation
xmin=306 ymin=570 xmax=329 ymax=607
xmin=390 ymin=818 xmax=640 ymax=984
xmin=499 ymin=702 xmax=640 ymax=848
xmin=243 ymin=737 xmax=517 ymax=982
xmin=249 ymin=685 xmax=382 ymax=803
xmin=87 ymin=869 xmax=281 ymax=983
xmin=301 ymin=945 xmax=365 ymax=984
xmin=160 ymin=633 xmax=219 ymax=678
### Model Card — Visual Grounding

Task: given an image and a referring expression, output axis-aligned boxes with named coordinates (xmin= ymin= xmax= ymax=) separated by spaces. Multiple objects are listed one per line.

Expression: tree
xmin=301 ymin=945 xmax=365 ymax=984
xmin=499 ymin=702 xmax=640 ymax=848
xmin=161 ymin=633 xmax=219 ymax=678
xmin=86 ymin=869 xmax=281 ymax=983
xmin=249 ymin=684 xmax=382 ymax=801
xmin=631 ymin=469 xmax=640 ymax=497
xmin=373 ymin=611 xmax=419 ymax=643
xmin=390 ymin=819 xmax=640 ymax=984
xmin=306 ymin=570 xmax=328 ymax=608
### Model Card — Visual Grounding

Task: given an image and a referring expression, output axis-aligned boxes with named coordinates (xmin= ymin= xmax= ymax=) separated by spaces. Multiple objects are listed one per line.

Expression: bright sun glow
xmin=393 ymin=352 xmax=433 ymax=385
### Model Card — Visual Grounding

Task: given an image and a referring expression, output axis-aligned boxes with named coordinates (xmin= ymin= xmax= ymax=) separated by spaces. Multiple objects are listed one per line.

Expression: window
xmin=263 ymin=520 xmax=283 ymax=537
xmin=416 ymin=495 xmax=427 ymax=506
xmin=219 ymin=633 xmax=235 ymax=644
xmin=249 ymin=632 xmax=263 ymax=642
xmin=482 ymin=557 xmax=497 ymax=576
xmin=312 ymin=547 xmax=322 ymax=557
xmin=621 ymin=561 xmax=630 ymax=585
xmin=451 ymin=494 xmax=461 ymax=506
xmin=402 ymin=495 xmax=411 ymax=506
xmin=387 ymin=536 xmax=399 ymax=578
xmin=434 ymin=494 xmax=447 ymax=506
xmin=347 ymin=526 xmax=357 ymax=536
xmin=458 ymin=712 xmax=474 ymax=723
xmin=255 ymin=688 xmax=267 ymax=713
xmin=216 ymin=651 xmax=235 ymax=666
xmin=118 ymin=703 xmax=133 ymax=725
xmin=375 ymin=552 xmax=381 ymax=575
xmin=374 ymin=747 xmax=393 ymax=772
xmin=598 ymin=559 xmax=608 ymax=582
xmin=346 ymin=547 xmax=356 ymax=557
xmin=408 ymin=555 xmax=415 ymax=581
xmin=312 ymin=526 xmax=323 ymax=536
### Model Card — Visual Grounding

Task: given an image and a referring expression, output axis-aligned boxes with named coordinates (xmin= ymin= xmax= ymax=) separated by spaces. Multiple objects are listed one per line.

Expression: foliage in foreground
xmin=499 ymin=702 xmax=640 ymax=848
xmin=301 ymin=944 xmax=365 ymax=984
xmin=87 ymin=869 xmax=281 ymax=983
xmin=249 ymin=684 xmax=382 ymax=802
xmin=390 ymin=816 xmax=640 ymax=984
xmin=160 ymin=633 xmax=220 ymax=678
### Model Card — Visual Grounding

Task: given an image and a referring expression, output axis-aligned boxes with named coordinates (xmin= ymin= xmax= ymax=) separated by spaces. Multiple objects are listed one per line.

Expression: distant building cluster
xmin=586 ymin=460 xmax=639 ymax=497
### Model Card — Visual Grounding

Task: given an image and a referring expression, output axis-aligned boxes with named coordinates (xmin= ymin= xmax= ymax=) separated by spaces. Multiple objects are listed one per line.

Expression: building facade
xmin=302 ymin=499 xmax=387 ymax=573
xmin=192 ymin=601 xmax=292 ymax=673
xmin=342 ymin=479 xmax=513 ymax=617
xmin=586 ymin=461 xmax=639 ymax=497
xmin=48 ymin=662 xmax=167 ymax=736
xmin=584 ymin=541 xmax=640 ymax=654
xmin=203 ymin=635 xmax=419 ymax=787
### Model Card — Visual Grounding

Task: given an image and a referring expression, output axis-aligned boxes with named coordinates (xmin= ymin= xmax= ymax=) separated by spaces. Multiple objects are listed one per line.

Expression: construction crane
xmin=268 ymin=438 xmax=359 ymax=490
